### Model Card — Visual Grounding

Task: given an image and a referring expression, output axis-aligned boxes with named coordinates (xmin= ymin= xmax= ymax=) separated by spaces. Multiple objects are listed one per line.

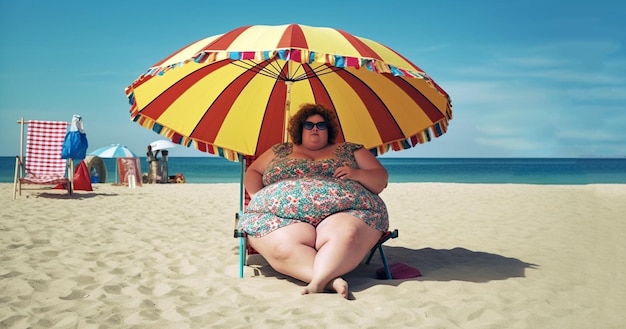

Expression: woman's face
xmin=301 ymin=114 xmax=328 ymax=150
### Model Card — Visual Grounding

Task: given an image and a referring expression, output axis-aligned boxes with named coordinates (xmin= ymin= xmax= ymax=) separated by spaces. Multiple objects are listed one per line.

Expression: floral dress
xmin=237 ymin=142 xmax=389 ymax=237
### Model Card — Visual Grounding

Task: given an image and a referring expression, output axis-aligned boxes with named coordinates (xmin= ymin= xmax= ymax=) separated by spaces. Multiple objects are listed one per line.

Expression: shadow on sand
xmin=16 ymin=190 xmax=115 ymax=200
xmin=365 ymin=246 xmax=538 ymax=281
xmin=245 ymin=246 xmax=538 ymax=293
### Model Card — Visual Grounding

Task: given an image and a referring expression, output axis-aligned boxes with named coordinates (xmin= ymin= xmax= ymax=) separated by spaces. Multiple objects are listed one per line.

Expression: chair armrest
xmin=378 ymin=229 xmax=399 ymax=244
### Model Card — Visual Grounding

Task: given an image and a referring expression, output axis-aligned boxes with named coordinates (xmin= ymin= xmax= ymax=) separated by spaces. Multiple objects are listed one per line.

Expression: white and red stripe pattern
xmin=125 ymin=24 xmax=453 ymax=161
xmin=22 ymin=120 xmax=69 ymax=184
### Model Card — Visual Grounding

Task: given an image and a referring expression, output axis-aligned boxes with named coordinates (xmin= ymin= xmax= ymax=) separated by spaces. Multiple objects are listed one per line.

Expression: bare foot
xmin=300 ymin=282 xmax=324 ymax=296
xmin=300 ymin=278 xmax=349 ymax=299
xmin=330 ymin=277 xmax=349 ymax=299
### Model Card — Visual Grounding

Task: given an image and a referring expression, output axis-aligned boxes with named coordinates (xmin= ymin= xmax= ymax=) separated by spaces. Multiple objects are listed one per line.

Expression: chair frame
xmin=13 ymin=118 xmax=74 ymax=199
xmin=233 ymin=155 xmax=398 ymax=279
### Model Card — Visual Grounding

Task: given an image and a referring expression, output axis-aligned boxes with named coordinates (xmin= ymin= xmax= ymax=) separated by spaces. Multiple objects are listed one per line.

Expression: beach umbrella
xmin=88 ymin=144 xmax=137 ymax=182
xmin=125 ymin=23 xmax=452 ymax=162
xmin=89 ymin=144 xmax=137 ymax=158
xmin=149 ymin=139 xmax=179 ymax=151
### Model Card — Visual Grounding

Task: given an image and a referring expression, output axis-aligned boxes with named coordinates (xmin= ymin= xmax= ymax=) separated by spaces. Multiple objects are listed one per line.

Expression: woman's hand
xmin=334 ymin=163 xmax=387 ymax=194
xmin=333 ymin=164 xmax=359 ymax=180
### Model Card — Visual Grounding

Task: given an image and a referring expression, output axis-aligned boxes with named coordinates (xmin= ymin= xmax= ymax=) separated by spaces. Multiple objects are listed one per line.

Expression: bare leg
xmin=248 ymin=223 xmax=317 ymax=282
xmin=302 ymin=214 xmax=382 ymax=298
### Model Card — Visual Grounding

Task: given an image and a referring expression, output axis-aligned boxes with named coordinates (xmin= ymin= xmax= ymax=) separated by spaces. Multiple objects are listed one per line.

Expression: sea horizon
xmin=3 ymin=156 xmax=626 ymax=185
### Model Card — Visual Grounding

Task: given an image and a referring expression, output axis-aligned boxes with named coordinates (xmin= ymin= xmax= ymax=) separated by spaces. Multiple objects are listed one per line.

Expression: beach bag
xmin=55 ymin=160 xmax=93 ymax=191
xmin=62 ymin=115 xmax=88 ymax=160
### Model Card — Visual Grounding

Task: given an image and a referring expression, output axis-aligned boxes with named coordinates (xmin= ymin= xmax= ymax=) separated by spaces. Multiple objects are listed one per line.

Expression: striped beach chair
xmin=13 ymin=119 xmax=74 ymax=199
xmin=233 ymin=155 xmax=398 ymax=279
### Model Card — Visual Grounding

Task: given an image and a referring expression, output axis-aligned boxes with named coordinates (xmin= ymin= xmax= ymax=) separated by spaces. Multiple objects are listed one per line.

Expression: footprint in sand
xmin=60 ymin=289 xmax=89 ymax=300
xmin=28 ymin=279 xmax=49 ymax=292
xmin=7 ymin=244 xmax=26 ymax=249
xmin=104 ymin=285 xmax=122 ymax=294
xmin=0 ymin=271 xmax=22 ymax=278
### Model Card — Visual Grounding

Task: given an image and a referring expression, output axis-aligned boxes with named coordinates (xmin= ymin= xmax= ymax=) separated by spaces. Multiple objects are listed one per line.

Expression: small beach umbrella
xmin=89 ymin=144 xmax=137 ymax=182
xmin=125 ymin=23 xmax=452 ymax=162
xmin=149 ymin=139 xmax=179 ymax=151
xmin=89 ymin=144 xmax=137 ymax=158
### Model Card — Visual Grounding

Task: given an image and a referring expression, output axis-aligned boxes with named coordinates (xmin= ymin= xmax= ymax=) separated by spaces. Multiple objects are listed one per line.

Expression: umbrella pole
xmin=237 ymin=154 xmax=246 ymax=278
xmin=283 ymin=80 xmax=293 ymax=143
xmin=238 ymin=154 xmax=245 ymax=217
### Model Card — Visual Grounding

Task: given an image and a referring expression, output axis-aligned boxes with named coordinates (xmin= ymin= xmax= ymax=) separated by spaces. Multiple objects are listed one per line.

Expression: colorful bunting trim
xmin=130 ymin=49 xmax=431 ymax=85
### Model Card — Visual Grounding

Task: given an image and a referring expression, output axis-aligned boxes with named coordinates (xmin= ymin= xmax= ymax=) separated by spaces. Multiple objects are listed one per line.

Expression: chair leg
xmin=13 ymin=181 xmax=19 ymax=200
xmin=68 ymin=158 xmax=74 ymax=194
xmin=365 ymin=247 xmax=377 ymax=265
xmin=378 ymin=245 xmax=393 ymax=280
xmin=13 ymin=157 xmax=22 ymax=200
xmin=239 ymin=237 xmax=246 ymax=278
xmin=366 ymin=245 xmax=393 ymax=280
xmin=366 ymin=229 xmax=399 ymax=280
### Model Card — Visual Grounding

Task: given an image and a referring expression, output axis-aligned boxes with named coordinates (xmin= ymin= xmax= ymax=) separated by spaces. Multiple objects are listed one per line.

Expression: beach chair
xmin=233 ymin=155 xmax=399 ymax=279
xmin=13 ymin=119 xmax=74 ymax=199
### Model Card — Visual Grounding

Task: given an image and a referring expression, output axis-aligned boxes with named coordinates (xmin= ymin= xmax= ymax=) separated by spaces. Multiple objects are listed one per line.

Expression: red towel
xmin=377 ymin=262 xmax=422 ymax=279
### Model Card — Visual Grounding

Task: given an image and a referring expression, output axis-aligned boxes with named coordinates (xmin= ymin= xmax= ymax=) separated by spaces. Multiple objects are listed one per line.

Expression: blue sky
xmin=1 ymin=0 xmax=624 ymax=158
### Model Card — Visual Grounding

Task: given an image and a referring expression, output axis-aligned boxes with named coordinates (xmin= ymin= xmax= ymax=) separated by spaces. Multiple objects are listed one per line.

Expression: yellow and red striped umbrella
xmin=125 ymin=24 xmax=452 ymax=161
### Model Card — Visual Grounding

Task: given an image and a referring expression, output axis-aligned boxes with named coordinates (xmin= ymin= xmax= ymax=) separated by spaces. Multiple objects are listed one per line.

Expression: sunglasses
xmin=303 ymin=121 xmax=328 ymax=130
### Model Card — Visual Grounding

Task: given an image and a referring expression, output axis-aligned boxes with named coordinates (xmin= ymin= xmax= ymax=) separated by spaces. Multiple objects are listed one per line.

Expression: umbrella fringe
xmin=131 ymin=111 xmax=451 ymax=162
xmin=370 ymin=118 xmax=450 ymax=157
xmin=135 ymin=49 xmax=432 ymax=83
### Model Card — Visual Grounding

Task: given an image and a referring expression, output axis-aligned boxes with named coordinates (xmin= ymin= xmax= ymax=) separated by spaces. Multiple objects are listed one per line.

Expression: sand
xmin=1 ymin=182 xmax=625 ymax=328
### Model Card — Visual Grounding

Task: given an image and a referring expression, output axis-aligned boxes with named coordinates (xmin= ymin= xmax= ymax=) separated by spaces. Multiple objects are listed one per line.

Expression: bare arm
xmin=334 ymin=147 xmax=388 ymax=194
xmin=243 ymin=148 xmax=275 ymax=198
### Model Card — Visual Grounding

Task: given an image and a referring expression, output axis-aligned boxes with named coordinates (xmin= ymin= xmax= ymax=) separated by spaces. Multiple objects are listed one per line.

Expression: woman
xmin=160 ymin=150 xmax=169 ymax=184
xmin=238 ymin=103 xmax=389 ymax=298
xmin=146 ymin=145 xmax=155 ymax=163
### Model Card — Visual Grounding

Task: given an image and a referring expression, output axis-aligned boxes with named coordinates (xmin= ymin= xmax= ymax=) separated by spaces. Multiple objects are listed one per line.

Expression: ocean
xmin=3 ymin=156 xmax=626 ymax=185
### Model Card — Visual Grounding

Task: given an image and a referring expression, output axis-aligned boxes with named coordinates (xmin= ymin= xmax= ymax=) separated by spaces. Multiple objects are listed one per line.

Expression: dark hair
xmin=288 ymin=103 xmax=339 ymax=145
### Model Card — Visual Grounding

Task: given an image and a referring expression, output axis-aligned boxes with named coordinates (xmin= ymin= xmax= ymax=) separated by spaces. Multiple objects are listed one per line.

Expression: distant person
xmin=161 ymin=150 xmax=169 ymax=184
xmin=146 ymin=145 xmax=155 ymax=163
